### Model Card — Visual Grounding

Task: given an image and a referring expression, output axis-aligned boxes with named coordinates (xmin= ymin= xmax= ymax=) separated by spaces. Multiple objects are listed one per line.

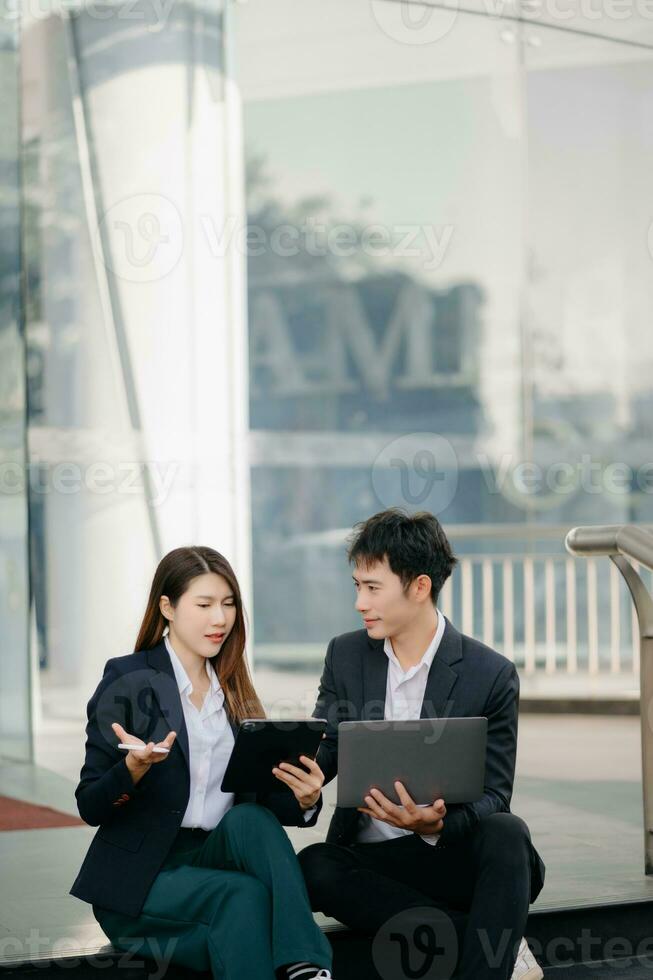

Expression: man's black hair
xmin=347 ymin=508 xmax=457 ymax=606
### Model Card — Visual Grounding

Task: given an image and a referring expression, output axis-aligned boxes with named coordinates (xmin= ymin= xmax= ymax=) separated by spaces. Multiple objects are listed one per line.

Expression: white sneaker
xmin=511 ymin=937 xmax=543 ymax=980
xmin=288 ymin=969 xmax=333 ymax=980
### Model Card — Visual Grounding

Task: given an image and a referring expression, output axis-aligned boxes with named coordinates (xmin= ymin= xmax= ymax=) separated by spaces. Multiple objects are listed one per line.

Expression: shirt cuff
xmin=302 ymin=806 xmax=318 ymax=823
xmin=419 ymin=833 xmax=441 ymax=846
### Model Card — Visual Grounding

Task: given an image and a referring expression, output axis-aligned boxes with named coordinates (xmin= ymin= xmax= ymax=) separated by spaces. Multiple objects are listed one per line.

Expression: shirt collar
xmin=164 ymin=633 xmax=222 ymax=698
xmin=384 ymin=610 xmax=446 ymax=678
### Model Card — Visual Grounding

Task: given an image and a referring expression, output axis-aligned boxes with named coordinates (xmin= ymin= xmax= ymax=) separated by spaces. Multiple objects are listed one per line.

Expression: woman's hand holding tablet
xmin=272 ymin=754 xmax=325 ymax=810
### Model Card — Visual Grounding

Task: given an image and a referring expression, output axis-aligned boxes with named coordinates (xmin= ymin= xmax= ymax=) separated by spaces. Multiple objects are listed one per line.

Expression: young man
xmin=299 ymin=509 xmax=545 ymax=980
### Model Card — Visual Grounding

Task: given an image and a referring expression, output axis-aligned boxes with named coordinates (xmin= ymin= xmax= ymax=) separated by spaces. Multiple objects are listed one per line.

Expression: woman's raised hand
xmin=111 ymin=722 xmax=177 ymax=784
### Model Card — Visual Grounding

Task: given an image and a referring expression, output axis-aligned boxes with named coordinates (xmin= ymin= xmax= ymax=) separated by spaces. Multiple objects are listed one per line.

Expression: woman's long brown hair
xmin=134 ymin=546 xmax=264 ymax=723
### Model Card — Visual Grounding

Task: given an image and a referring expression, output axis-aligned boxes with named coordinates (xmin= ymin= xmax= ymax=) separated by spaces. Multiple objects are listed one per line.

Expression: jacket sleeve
xmin=313 ymin=636 xmax=341 ymax=786
xmin=75 ymin=659 xmax=150 ymax=826
xmin=438 ymin=661 xmax=519 ymax=845
xmin=256 ymin=786 xmax=323 ymax=827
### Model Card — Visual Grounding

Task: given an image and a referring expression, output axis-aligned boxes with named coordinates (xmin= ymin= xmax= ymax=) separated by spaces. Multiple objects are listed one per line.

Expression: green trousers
xmin=93 ymin=803 xmax=332 ymax=980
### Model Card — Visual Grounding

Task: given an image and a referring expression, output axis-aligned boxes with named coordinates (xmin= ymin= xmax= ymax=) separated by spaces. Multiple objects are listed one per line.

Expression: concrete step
xmin=2 ymin=899 xmax=651 ymax=978
xmin=1 ymin=955 xmax=651 ymax=978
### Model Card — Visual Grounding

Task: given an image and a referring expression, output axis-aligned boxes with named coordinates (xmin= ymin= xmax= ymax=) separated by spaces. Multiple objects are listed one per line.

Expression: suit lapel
xmin=362 ymin=637 xmax=388 ymax=719
xmin=420 ymin=618 xmax=463 ymax=719
xmin=146 ymin=641 xmax=191 ymax=772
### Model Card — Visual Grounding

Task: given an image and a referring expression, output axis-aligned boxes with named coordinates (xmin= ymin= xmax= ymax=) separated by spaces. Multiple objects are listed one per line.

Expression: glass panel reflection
xmin=0 ymin=0 xmax=31 ymax=761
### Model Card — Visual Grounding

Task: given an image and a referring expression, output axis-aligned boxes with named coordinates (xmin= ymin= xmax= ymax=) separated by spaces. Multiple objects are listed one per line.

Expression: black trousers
xmin=298 ymin=812 xmax=533 ymax=980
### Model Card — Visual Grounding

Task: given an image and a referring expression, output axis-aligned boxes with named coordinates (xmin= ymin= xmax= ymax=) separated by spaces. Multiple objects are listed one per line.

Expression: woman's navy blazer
xmin=70 ymin=640 xmax=321 ymax=917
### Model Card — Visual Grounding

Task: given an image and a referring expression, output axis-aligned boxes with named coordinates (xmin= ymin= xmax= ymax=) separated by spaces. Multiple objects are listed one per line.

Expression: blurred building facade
xmin=1 ymin=0 xmax=653 ymax=760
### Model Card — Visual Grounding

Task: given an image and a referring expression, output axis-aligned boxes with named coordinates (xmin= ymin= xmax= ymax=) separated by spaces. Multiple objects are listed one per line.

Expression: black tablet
xmin=221 ymin=718 xmax=328 ymax=794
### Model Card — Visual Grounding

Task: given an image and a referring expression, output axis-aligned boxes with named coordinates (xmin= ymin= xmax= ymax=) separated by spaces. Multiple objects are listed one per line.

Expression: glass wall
xmin=235 ymin=0 xmax=653 ymax=682
xmin=3 ymin=0 xmax=653 ymax=761
xmin=0 ymin=0 xmax=31 ymax=761
xmin=17 ymin=0 xmax=253 ymax=770
xmin=523 ymin=28 xmax=653 ymax=678
xmin=525 ymin=30 xmax=653 ymax=528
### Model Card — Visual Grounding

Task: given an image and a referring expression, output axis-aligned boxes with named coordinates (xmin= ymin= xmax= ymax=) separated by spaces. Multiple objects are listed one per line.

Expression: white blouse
xmin=165 ymin=634 xmax=235 ymax=830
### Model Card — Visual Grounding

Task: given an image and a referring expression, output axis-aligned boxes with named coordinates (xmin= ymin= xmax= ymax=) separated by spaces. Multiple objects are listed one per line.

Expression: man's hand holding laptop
xmin=358 ymin=780 xmax=447 ymax=834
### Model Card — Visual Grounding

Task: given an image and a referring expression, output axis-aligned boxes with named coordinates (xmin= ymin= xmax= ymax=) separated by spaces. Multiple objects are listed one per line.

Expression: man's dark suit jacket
xmin=313 ymin=617 xmax=545 ymax=904
xmin=70 ymin=640 xmax=321 ymax=918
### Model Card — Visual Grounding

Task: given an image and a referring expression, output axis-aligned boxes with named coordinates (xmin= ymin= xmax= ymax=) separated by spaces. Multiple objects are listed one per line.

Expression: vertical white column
xmin=22 ymin=0 xmax=252 ymax=695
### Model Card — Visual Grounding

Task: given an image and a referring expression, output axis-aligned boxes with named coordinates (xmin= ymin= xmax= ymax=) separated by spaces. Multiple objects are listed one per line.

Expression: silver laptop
xmin=336 ymin=717 xmax=487 ymax=808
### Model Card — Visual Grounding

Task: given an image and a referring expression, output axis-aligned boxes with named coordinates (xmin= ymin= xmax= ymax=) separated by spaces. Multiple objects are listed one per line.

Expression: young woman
xmin=70 ymin=546 xmax=334 ymax=980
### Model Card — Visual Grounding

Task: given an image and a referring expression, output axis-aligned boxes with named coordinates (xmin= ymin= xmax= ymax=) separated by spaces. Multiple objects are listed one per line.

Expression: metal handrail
xmin=566 ymin=525 xmax=653 ymax=574
xmin=566 ymin=525 xmax=653 ymax=874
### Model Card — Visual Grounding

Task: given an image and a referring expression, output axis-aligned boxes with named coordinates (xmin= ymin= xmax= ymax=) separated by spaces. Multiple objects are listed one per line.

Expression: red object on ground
xmin=0 ymin=794 xmax=84 ymax=831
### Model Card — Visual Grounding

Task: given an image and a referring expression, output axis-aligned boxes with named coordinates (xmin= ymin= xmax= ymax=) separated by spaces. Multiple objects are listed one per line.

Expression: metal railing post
xmin=566 ymin=525 xmax=653 ymax=875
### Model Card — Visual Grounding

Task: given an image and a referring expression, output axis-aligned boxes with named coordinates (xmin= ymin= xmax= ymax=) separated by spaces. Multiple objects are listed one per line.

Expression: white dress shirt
xmin=165 ymin=634 xmax=317 ymax=828
xmin=165 ymin=634 xmax=236 ymax=830
xmin=356 ymin=610 xmax=447 ymax=847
